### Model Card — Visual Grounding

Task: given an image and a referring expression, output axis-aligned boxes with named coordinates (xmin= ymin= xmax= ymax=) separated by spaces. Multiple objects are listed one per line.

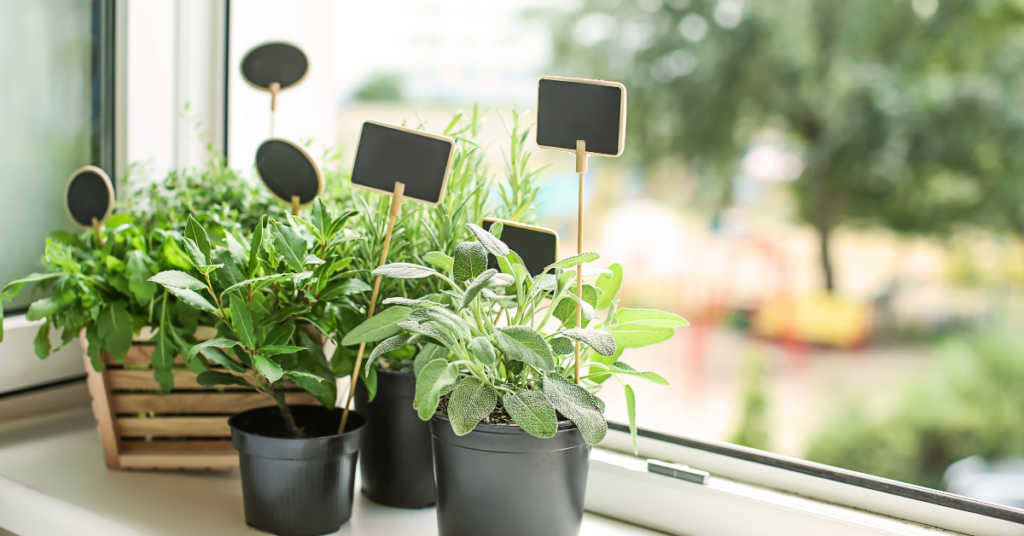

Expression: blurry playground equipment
xmin=752 ymin=293 xmax=871 ymax=348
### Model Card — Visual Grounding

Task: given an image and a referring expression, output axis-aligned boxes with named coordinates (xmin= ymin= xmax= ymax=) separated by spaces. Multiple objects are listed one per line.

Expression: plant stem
xmin=271 ymin=389 xmax=303 ymax=438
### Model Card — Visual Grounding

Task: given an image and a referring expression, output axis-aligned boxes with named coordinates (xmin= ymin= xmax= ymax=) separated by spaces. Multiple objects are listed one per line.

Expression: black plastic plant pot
xmin=355 ymin=369 xmax=436 ymax=508
xmin=430 ymin=413 xmax=592 ymax=536
xmin=228 ymin=405 xmax=366 ymax=536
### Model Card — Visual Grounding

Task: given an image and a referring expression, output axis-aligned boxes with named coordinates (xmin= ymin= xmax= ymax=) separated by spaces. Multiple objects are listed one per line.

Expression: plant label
xmin=65 ymin=165 xmax=114 ymax=227
xmin=351 ymin=121 xmax=455 ymax=205
xmin=537 ymin=76 xmax=627 ymax=157
xmin=482 ymin=218 xmax=558 ymax=277
xmin=255 ymin=139 xmax=324 ymax=206
xmin=241 ymin=42 xmax=308 ymax=92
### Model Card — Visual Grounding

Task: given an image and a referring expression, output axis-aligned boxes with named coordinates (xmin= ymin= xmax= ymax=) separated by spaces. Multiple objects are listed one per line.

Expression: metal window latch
xmin=647 ymin=459 xmax=710 ymax=485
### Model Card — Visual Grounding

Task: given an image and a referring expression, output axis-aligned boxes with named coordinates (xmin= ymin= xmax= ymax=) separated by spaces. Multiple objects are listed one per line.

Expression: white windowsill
xmin=0 ymin=407 xmax=661 ymax=536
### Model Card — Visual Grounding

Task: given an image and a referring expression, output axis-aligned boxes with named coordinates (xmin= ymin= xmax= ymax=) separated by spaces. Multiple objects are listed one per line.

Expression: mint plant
xmin=347 ymin=223 xmax=686 ymax=448
xmin=147 ymin=201 xmax=366 ymax=438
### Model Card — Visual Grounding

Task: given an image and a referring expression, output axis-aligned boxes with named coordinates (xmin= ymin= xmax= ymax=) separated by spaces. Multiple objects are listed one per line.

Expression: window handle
xmin=647 ymin=459 xmax=710 ymax=485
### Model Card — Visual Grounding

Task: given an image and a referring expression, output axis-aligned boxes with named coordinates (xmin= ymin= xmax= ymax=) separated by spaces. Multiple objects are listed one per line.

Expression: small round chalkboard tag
xmin=65 ymin=165 xmax=114 ymax=228
xmin=255 ymin=139 xmax=324 ymax=212
xmin=241 ymin=42 xmax=308 ymax=92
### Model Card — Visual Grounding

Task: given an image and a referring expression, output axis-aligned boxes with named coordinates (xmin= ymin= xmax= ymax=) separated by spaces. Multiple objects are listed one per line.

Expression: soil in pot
xmin=430 ymin=408 xmax=591 ymax=536
xmin=355 ymin=368 xmax=436 ymax=508
xmin=229 ymin=405 xmax=366 ymax=536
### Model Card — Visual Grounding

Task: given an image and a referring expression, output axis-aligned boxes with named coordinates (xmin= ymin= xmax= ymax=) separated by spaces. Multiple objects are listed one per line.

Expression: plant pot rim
xmin=230 ymin=405 xmax=367 ymax=459
xmin=375 ymin=367 xmax=413 ymax=377
xmin=430 ymin=411 xmax=580 ymax=434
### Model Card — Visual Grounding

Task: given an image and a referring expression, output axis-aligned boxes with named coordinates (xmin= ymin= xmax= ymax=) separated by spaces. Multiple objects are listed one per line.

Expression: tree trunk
xmin=272 ymin=389 xmax=304 ymax=438
xmin=817 ymin=223 xmax=836 ymax=293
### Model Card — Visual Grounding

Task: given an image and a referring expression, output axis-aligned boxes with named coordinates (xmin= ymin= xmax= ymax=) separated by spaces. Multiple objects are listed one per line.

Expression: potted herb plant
xmin=330 ymin=108 xmax=544 ymax=509
xmin=363 ymin=222 xmax=686 ymax=536
xmin=148 ymin=203 xmax=368 ymax=536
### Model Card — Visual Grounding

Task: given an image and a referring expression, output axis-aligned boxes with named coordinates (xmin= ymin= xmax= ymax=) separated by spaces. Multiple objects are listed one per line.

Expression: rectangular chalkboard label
xmin=351 ymin=121 xmax=456 ymax=205
xmin=537 ymin=76 xmax=626 ymax=157
xmin=482 ymin=218 xmax=559 ymax=277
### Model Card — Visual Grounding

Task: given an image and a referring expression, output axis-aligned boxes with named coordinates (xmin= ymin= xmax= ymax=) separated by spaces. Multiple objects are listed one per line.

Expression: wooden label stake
xmin=269 ymin=82 xmax=280 ymax=138
xmin=575 ymin=140 xmax=588 ymax=384
xmin=291 ymin=194 xmax=300 ymax=216
xmin=340 ymin=181 xmax=406 ymax=433
xmin=91 ymin=217 xmax=105 ymax=247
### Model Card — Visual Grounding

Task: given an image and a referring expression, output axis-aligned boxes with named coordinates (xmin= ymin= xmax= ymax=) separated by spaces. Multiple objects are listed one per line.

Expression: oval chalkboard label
xmin=537 ymin=76 xmax=627 ymax=157
xmin=65 ymin=165 xmax=114 ymax=228
xmin=255 ymin=139 xmax=323 ymax=206
xmin=241 ymin=42 xmax=308 ymax=91
xmin=351 ymin=121 xmax=455 ymax=205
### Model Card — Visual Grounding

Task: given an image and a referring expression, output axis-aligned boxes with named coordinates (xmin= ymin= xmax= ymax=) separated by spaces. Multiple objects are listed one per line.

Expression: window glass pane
xmin=0 ymin=0 xmax=97 ymax=310
xmin=229 ymin=0 xmax=1024 ymax=512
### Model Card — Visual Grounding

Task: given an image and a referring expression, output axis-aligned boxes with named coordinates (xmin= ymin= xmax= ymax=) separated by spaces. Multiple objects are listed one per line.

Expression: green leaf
xmin=550 ymin=337 xmax=574 ymax=355
xmin=273 ymin=221 xmax=308 ymax=271
xmin=553 ymin=284 xmax=599 ymax=327
xmin=414 ymin=359 xmax=459 ymax=420
xmin=448 ymin=377 xmax=497 ymax=435
xmin=595 ymin=263 xmax=623 ymax=310
xmin=487 ymin=221 xmax=504 ymax=238
xmin=229 ymin=293 xmax=256 ymax=349
xmin=309 ymin=198 xmax=331 ymax=239
xmin=151 ymin=327 xmax=175 ymax=392
xmin=342 ymin=307 xmax=411 ymax=345
xmin=165 ymin=286 xmax=217 ymax=313
xmin=372 ymin=263 xmax=437 ymax=280
xmin=423 ymin=251 xmax=455 ymax=272
xmin=198 ymin=346 xmax=246 ymax=373
xmin=213 ymin=246 xmax=246 ymax=288
xmin=453 ymin=242 xmax=488 ymax=283
xmin=468 ymin=336 xmax=496 ymax=366
xmin=188 ymin=337 xmax=239 ymax=361
xmin=488 ymin=273 xmax=515 ymax=288
xmin=263 ymin=324 xmax=295 ymax=347
xmin=362 ymin=364 xmax=378 ymax=402
xmin=543 ymin=373 xmax=607 ymax=445
xmin=382 ymin=297 xmax=447 ymax=308
xmin=460 ymin=269 xmax=497 ymax=310
xmin=27 ymin=297 xmax=61 ymax=321
xmin=126 ymin=251 xmax=157 ymax=304
xmin=249 ymin=215 xmax=266 ymax=277
xmin=303 ymin=254 xmax=325 ymax=265
xmin=162 ymin=238 xmax=193 ymax=270
xmin=560 ymin=328 xmax=617 ymax=357
xmin=320 ymin=278 xmax=372 ymax=300
xmin=98 ymin=303 xmax=133 ymax=363
xmin=466 ymin=223 xmax=509 ymax=257
xmin=615 ymin=308 xmax=689 ymax=328
xmin=398 ymin=321 xmax=456 ymax=350
xmin=183 ymin=237 xmax=207 ymax=268
xmin=624 ymin=384 xmax=637 ymax=453
xmin=408 ymin=307 xmax=472 ymax=339
xmin=33 ymin=320 xmax=51 ymax=358
xmin=185 ymin=215 xmax=212 ymax=258
xmin=1 ymin=272 xmax=60 ymax=298
xmin=260 ymin=345 xmax=306 ymax=357
xmin=503 ymin=390 xmax=557 ymax=438
xmin=85 ymin=324 xmax=104 ymax=372
xmin=610 ymin=361 xmax=670 ymax=385
xmin=365 ymin=334 xmax=412 ymax=374
xmin=149 ymin=270 xmax=205 ymax=290
xmin=287 ymin=370 xmax=324 ymax=396
xmin=253 ymin=354 xmax=284 ymax=382
xmin=220 ymin=273 xmax=293 ymax=296
xmin=414 ymin=344 xmax=448 ymax=377
xmin=196 ymin=371 xmax=253 ymax=388
xmin=607 ymin=323 xmax=676 ymax=349
xmin=546 ymin=252 xmax=600 ymax=271
xmin=495 ymin=326 xmax=554 ymax=371
xmin=261 ymin=305 xmax=309 ymax=326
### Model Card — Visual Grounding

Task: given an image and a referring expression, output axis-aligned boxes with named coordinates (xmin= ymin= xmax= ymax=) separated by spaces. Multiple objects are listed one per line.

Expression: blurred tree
xmin=354 ymin=72 xmax=404 ymax=102
xmin=547 ymin=0 xmax=1024 ymax=292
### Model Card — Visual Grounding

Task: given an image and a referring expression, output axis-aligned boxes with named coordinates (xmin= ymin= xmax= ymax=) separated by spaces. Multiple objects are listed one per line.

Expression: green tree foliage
xmin=548 ymin=0 xmax=1024 ymax=291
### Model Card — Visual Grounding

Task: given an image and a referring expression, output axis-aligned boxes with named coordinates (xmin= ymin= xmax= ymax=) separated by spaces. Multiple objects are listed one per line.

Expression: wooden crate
xmin=82 ymin=331 xmax=317 ymax=471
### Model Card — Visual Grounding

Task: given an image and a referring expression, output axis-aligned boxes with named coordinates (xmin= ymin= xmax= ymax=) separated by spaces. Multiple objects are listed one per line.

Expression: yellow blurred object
xmin=752 ymin=294 xmax=871 ymax=348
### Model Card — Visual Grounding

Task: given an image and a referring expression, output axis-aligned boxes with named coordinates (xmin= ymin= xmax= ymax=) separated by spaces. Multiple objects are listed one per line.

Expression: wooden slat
xmin=105 ymin=345 xmax=185 ymax=366
xmin=107 ymin=369 xmax=249 ymax=390
xmin=120 ymin=440 xmax=235 ymax=453
xmin=116 ymin=416 xmax=231 ymax=437
xmin=119 ymin=451 xmax=238 ymax=471
xmin=112 ymin=391 xmax=318 ymax=414
xmin=81 ymin=336 xmax=122 ymax=469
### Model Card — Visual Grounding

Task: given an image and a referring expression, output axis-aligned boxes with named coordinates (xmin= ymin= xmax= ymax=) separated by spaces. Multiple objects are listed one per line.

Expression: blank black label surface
xmin=351 ymin=122 xmax=453 ymax=204
xmin=482 ymin=220 xmax=557 ymax=277
xmin=537 ymin=78 xmax=623 ymax=156
xmin=256 ymin=140 xmax=320 ymax=204
xmin=242 ymin=43 xmax=308 ymax=89
xmin=67 ymin=170 xmax=111 ymax=226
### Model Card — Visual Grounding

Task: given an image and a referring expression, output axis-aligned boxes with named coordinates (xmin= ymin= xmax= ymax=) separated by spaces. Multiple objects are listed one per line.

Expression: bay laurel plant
xmin=331 ymin=108 xmax=545 ymax=398
xmin=147 ymin=200 xmax=366 ymax=438
xmin=358 ymin=223 xmax=687 ymax=448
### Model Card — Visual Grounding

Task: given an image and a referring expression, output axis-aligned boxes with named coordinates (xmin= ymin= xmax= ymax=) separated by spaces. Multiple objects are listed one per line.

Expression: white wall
xmin=227 ymin=0 xmax=335 ymax=170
